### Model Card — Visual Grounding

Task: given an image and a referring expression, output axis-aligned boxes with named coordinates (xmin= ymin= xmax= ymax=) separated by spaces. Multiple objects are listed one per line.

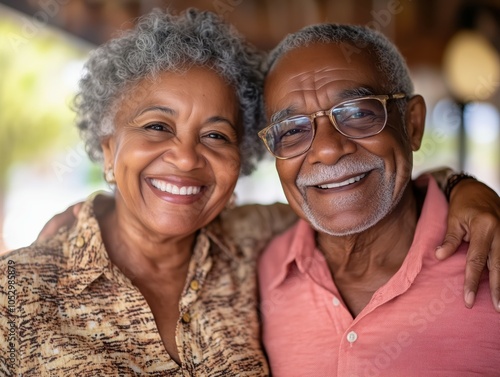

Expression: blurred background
xmin=0 ymin=0 xmax=499 ymax=252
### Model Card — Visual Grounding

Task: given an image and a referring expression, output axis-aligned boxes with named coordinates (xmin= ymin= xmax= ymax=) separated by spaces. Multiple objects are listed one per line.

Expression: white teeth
xmin=318 ymin=173 xmax=366 ymax=189
xmin=150 ymin=179 xmax=201 ymax=195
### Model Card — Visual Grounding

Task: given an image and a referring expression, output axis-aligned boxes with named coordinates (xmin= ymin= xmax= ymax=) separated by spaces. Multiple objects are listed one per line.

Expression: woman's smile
xmin=150 ymin=178 xmax=203 ymax=196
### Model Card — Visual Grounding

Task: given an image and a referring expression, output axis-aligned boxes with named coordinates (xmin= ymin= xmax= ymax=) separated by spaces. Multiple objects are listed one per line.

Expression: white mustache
xmin=296 ymin=156 xmax=384 ymax=188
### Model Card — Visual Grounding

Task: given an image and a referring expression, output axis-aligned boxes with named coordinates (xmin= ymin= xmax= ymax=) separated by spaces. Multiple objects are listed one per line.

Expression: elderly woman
xmin=0 ymin=8 xmax=287 ymax=376
xmin=1 ymin=7 xmax=499 ymax=377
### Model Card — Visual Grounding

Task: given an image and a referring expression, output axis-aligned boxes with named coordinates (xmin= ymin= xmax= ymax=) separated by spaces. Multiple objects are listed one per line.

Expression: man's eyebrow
xmin=338 ymin=87 xmax=377 ymax=100
xmin=270 ymin=107 xmax=295 ymax=124
xmin=269 ymin=87 xmax=377 ymax=124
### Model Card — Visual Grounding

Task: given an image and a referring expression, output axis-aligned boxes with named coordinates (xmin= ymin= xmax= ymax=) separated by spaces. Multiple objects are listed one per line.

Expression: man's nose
xmin=305 ymin=115 xmax=357 ymax=165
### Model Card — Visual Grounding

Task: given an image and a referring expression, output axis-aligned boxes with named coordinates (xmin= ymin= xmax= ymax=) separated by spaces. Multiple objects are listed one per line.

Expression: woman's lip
xmin=316 ymin=173 xmax=368 ymax=189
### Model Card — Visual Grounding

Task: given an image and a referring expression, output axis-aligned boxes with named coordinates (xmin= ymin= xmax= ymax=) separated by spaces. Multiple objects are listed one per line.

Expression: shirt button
xmin=332 ymin=297 xmax=340 ymax=307
xmin=347 ymin=331 xmax=358 ymax=343
xmin=75 ymin=236 xmax=85 ymax=248
xmin=182 ymin=312 xmax=191 ymax=323
xmin=190 ymin=280 xmax=200 ymax=291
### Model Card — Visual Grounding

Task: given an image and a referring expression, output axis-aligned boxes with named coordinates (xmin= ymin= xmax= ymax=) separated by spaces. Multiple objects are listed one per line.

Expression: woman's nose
xmin=161 ymin=138 xmax=205 ymax=171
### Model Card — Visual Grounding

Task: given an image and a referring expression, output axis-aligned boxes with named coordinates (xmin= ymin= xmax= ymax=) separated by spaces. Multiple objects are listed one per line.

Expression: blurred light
xmin=464 ymin=102 xmax=500 ymax=143
xmin=431 ymin=98 xmax=461 ymax=132
xmin=443 ymin=31 xmax=500 ymax=102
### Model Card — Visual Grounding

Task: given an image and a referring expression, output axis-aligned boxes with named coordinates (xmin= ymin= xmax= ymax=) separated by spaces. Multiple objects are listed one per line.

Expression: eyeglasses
xmin=258 ymin=93 xmax=406 ymax=159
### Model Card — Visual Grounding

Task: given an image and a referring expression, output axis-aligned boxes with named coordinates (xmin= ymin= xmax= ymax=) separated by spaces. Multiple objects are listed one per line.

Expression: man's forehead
xmin=266 ymin=43 xmax=377 ymax=91
xmin=269 ymin=42 xmax=373 ymax=74
xmin=264 ymin=43 xmax=380 ymax=117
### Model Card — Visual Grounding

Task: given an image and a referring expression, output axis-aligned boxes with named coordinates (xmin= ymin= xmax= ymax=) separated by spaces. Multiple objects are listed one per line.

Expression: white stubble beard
xmin=297 ymin=155 xmax=407 ymax=236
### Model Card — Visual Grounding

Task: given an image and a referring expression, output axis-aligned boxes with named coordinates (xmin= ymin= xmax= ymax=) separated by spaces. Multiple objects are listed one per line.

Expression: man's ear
xmin=405 ymin=95 xmax=426 ymax=151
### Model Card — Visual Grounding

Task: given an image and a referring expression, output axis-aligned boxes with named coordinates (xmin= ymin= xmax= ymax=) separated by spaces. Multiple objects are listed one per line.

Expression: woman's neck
xmin=96 ymin=202 xmax=196 ymax=284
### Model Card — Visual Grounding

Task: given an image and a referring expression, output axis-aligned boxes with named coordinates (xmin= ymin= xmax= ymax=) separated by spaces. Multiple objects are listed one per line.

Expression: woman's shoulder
xmin=0 ymin=227 xmax=75 ymax=311
xmin=1 ymin=228 xmax=69 ymax=264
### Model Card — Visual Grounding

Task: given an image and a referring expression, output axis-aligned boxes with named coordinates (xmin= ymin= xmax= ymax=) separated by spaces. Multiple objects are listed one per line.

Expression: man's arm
xmin=439 ymin=175 xmax=499 ymax=311
xmin=37 ymin=170 xmax=500 ymax=310
xmin=427 ymin=167 xmax=500 ymax=311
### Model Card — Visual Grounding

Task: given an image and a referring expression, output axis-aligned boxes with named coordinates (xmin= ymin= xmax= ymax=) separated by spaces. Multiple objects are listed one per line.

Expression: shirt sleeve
xmin=0 ymin=254 xmax=19 ymax=377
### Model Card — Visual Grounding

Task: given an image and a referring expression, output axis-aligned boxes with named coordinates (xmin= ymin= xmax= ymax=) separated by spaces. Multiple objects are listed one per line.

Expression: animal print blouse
xmin=0 ymin=196 xmax=296 ymax=376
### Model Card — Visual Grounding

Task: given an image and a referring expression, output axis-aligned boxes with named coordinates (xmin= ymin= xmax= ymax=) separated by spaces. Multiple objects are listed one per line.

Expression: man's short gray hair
xmin=267 ymin=23 xmax=414 ymax=116
xmin=75 ymin=8 xmax=266 ymax=176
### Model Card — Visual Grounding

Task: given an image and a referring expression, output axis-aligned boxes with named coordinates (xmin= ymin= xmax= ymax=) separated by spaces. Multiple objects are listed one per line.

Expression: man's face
xmin=264 ymin=42 xmax=424 ymax=236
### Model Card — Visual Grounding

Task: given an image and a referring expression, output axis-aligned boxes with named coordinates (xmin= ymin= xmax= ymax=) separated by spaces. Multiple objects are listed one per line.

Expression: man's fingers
xmin=489 ymin=260 xmax=500 ymax=313
xmin=72 ymin=202 xmax=83 ymax=217
xmin=463 ymin=224 xmax=494 ymax=308
xmin=463 ymin=244 xmax=489 ymax=308
xmin=36 ymin=204 xmax=80 ymax=242
xmin=436 ymin=220 xmax=465 ymax=260
xmin=36 ymin=218 xmax=60 ymax=242
xmin=487 ymin=235 xmax=500 ymax=312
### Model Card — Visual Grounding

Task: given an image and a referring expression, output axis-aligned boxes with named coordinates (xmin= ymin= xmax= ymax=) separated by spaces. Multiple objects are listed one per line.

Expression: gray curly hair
xmin=75 ymin=8 xmax=266 ymax=176
xmin=267 ymin=23 xmax=414 ymax=116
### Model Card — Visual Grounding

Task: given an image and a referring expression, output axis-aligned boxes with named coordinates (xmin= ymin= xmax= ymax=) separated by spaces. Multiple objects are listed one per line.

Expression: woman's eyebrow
xmin=136 ymin=105 xmax=177 ymax=117
xmin=206 ymin=115 xmax=237 ymax=129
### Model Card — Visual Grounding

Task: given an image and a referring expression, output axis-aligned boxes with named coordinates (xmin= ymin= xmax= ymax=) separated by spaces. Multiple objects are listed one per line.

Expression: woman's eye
xmin=145 ymin=123 xmax=169 ymax=132
xmin=204 ymin=132 xmax=231 ymax=143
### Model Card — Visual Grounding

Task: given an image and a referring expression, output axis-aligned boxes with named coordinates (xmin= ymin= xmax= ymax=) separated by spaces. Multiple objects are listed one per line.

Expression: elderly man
xmin=258 ymin=24 xmax=500 ymax=376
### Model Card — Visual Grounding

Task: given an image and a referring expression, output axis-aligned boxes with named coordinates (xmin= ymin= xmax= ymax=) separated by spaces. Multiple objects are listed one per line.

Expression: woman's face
xmin=101 ymin=66 xmax=241 ymax=239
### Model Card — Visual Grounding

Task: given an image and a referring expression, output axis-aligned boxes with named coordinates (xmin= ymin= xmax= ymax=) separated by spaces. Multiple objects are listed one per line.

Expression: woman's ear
xmin=405 ymin=95 xmax=426 ymax=151
xmin=101 ymin=136 xmax=115 ymax=167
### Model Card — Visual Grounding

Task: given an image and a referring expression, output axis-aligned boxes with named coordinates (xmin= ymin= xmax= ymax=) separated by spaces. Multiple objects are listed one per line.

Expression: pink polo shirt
xmin=259 ymin=176 xmax=500 ymax=377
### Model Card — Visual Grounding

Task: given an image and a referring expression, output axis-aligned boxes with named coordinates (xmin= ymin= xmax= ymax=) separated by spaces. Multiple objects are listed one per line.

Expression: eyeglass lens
xmin=266 ymin=98 xmax=387 ymax=158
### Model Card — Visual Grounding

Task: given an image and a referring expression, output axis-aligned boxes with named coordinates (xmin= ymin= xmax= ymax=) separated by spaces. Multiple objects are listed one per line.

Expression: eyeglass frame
xmin=258 ymin=93 xmax=407 ymax=160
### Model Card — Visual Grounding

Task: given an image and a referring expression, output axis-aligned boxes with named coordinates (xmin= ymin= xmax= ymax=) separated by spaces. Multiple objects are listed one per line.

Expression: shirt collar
xmin=268 ymin=175 xmax=447 ymax=291
xmin=268 ymin=218 xmax=317 ymax=289
xmin=57 ymin=194 xmax=112 ymax=296
xmin=57 ymin=196 xmax=240 ymax=296
xmin=204 ymin=215 xmax=241 ymax=262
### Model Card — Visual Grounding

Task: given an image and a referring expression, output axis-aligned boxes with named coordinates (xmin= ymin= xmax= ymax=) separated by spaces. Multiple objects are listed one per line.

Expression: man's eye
xmin=349 ymin=110 xmax=374 ymax=119
xmin=282 ymin=128 xmax=306 ymax=138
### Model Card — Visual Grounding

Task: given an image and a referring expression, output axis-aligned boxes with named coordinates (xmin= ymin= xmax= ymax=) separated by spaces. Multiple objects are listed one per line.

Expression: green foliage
xmin=0 ymin=18 xmax=89 ymax=190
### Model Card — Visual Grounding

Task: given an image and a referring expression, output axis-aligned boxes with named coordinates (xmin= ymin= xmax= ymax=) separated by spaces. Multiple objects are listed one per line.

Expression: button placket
xmin=346 ymin=330 xmax=358 ymax=344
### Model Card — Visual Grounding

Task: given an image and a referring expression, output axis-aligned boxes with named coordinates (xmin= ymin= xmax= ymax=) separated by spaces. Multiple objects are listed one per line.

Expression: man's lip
xmin=312 ymin=172 xmax=368 ymax=189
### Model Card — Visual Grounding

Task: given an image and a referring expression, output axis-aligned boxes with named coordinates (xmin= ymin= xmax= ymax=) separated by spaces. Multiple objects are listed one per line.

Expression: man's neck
xmin=316 ymin=184 xmax=419 ymax=317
